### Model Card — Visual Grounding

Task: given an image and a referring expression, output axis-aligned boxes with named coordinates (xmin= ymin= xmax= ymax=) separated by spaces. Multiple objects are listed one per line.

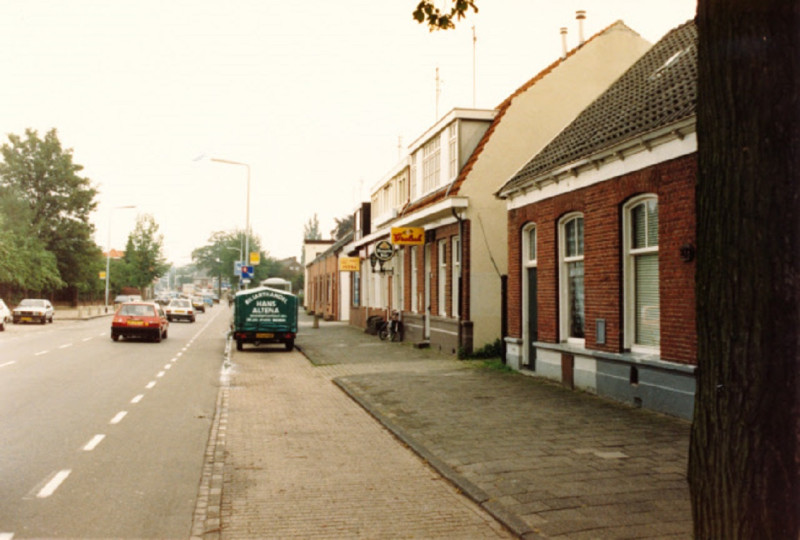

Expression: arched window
xmin=559 ymin=214 xmax=585 ymax=343
xmin=624 ymin=196 xmax=659 ymax=350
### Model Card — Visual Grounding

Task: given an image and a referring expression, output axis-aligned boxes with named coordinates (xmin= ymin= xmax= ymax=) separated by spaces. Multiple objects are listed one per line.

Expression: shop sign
xmin=391 ymin=227 xmax=425 ymax=245
xmin=339 ymin=257 xmax=361 ymax=272
xmin=374 ymin=240 xmax=394 ymax=261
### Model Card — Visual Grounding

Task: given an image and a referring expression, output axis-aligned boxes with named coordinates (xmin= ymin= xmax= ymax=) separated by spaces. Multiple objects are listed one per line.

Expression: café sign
xmin=339 ymin=257 xmax=361 ymax=272
xmin=374 ymin=240 xmax=395 ymax=261
xmin=391 ymin=227 xmax=425 ymax=245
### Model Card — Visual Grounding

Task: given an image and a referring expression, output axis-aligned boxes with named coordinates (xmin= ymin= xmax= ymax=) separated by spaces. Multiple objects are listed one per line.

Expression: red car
xmin=111 ymin=302 xmax=169 ymax=342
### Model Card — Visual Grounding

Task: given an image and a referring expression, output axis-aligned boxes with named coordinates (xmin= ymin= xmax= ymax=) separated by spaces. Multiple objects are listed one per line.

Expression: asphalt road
xmin=0 ymin=306 xmax=229 ymax=539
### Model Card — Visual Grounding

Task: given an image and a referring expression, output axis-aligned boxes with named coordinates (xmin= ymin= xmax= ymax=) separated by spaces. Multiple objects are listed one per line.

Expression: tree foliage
xmin=303 ymin=213 xmax=321 ymax=240
xmin=192 ymin=229 xmax=278 ymax=289
xmin=119 ymin=214 xmax=169 ymax=294
xmin=0 ymin=128 xmax=99 ymax=295
xmin=330 ymin=214 xmax=354 ymax=241
xmin=413 ymin=0 xmax=477 ymax=30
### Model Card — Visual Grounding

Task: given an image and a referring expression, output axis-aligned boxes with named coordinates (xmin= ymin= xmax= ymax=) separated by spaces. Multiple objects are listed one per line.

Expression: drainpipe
xmin=451 ymin=207 xmax=464 ymax=353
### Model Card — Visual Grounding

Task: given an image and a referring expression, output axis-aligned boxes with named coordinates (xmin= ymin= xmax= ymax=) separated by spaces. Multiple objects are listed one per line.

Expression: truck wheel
xmin=236 ymin=339 xmax=243 ymax=351
xmin=285 ymin=339 xmax=294 ymax=351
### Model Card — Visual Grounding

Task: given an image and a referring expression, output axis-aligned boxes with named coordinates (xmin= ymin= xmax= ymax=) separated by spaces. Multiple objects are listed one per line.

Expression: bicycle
xmin=378 ymin=310 xmax=403 ymax=342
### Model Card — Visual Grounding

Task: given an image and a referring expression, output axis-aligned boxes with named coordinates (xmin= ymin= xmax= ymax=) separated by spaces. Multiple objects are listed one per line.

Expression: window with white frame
xmin=448 ymin=123 xmax=457 ymax=179
xmin=625 ymin=196 xmax=659 ymax=350
xmin=438 ymin=240 xmax=447 ymax=316
xmin=560 ymin=214 xmax=585 ymax=342
xmin=410 ymin=155 xmax=418 ymax=200
xmin=422 ymin=136 xmax=441 ymax=193
xmin=395 ymin=249 xmax=404 ymax=311
xmin=410 ymin=246 xmax=418 ymax=312
xmin=396 ymin=173 xmax=406 ymax=207
xmin=451 ymin=236 xmax=460 ymax=317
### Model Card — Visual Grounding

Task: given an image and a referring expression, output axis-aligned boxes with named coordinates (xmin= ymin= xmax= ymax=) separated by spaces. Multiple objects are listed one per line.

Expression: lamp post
xmin=104 ymin=205 xmax=136 ymax=312
xmin=210 ymin=158 xmax=250 ymax=287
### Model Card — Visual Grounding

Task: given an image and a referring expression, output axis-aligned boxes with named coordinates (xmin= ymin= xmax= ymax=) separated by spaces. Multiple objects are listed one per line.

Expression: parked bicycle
xmin=378 ymin=310 xmax=403 ymax=342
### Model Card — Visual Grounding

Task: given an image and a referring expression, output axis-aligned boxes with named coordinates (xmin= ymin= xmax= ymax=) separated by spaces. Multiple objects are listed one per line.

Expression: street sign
xmin=250 ymin=252 xmax=260 ymax=265
xmin=234 ymin=261 xmax=243 ymax=276
xmin=374 ymin=240 xmax=394 ymax=261
xmin=241 ymin=265 xmax=254 ymax=279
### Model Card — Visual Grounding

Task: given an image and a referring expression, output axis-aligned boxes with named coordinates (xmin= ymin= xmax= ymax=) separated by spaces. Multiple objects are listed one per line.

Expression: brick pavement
xmin=194 ymin=313 xmax=692 ymax=539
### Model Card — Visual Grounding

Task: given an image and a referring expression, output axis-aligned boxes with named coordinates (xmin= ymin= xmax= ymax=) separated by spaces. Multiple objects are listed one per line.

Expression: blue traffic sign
xmin=241 ymin=265 xmax=254 ymax=279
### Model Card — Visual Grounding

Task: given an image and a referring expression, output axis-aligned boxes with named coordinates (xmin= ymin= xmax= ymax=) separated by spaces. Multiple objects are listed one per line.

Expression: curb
xmin=332 ymin=376 xmax=540 ymax=540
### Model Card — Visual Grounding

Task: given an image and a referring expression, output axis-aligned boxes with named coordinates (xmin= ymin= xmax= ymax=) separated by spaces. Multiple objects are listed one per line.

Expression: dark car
xmin=111 ymin=302 xmax=169 ymax=342
xmin=13 ymin=299 xmax=54 ymax=324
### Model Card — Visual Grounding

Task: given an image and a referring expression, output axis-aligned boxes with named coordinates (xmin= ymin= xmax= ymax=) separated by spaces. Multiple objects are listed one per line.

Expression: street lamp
xmin=105 ymin=205 xmax=137 ymax=312
xmin=210 ymin=158 xmax=251 ymax=287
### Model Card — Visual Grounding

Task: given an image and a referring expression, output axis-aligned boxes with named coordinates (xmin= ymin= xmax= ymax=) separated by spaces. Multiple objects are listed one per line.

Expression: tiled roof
xmin=499 ymin=20 xmax=697 ymax=196
xmin=400 ymin=20 xmax=641 ymax=217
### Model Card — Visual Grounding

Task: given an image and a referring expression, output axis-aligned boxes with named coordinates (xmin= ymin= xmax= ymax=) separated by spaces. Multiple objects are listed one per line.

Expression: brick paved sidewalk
xmin=295 ymin=314 xmax=692 ymax=539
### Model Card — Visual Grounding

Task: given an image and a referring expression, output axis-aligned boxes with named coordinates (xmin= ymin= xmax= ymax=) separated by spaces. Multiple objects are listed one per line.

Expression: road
xmin=0 ymin=306 xmax=230 ymax=539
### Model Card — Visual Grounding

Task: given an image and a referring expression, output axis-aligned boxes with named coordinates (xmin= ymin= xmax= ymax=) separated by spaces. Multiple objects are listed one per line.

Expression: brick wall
xmin=507 ymin=154 xmax=697 ymax=365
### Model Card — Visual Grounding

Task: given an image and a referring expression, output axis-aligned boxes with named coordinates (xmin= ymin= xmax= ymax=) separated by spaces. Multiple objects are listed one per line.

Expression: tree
xmin=0 ymin=128 xmax=99 ymax=298
xmin=122 ymin=214 xmax=169 ymax=297
xmin=688 ymin=1 xmax=799 ymax=537
xmin=303 ymin=213 xmax=321 ymax=240
xmin=192 ymin=229 xmax=279 ymax=291
xmin=330 ymin=214 xmax=354 ymax=241
xmin=413 ymin=0 xmax=477 ymax=30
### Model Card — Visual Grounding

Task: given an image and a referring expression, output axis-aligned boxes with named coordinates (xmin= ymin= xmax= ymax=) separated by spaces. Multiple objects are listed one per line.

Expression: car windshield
xmin=119 ymin=304 xmax=156 ymax=317
xmin=20 ymin=299 xmax=45 ymax=307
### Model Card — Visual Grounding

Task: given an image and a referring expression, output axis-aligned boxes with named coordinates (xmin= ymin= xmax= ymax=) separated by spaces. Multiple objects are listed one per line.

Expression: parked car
xmin=191 ymin=296 xmax=206 ymax=313
xmin=13 ymin=299 xmax=54 ymax=324
xmin=165 ymin=298 xmax=195 ymax=322
xmin=111 ymin=302 xmax=168 ymax=342
xmin=0 ymin=299 xmax=11 ymax=331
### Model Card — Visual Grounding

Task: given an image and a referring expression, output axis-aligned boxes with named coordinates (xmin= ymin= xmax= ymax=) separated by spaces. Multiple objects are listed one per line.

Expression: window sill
xmin=533 ymin=341 xmax=696 ymax=375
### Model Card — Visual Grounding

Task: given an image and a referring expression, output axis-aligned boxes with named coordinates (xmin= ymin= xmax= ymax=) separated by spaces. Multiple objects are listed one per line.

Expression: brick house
xmin=305 ymin=231 xmax=354 ymax=321
xmin=345 ymin=20 xmax=650 ymax=355
xmin=497 ymin=21 xmax=697 ymax=418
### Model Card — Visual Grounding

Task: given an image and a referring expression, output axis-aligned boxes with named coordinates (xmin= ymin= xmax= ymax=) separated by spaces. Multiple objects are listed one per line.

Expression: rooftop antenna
xmin=472 ymin=25 xmax=477 ymax=108
xmin=435 ymin=66 xmax=442 ymax=120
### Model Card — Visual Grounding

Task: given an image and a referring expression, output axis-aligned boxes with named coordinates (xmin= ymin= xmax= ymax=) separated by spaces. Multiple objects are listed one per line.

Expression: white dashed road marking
xmin=0 ymin=361 xmax=15 ymax=368
xmin=131 ymin=394 xmax=144 ymax=404
xmin=0 ymin=532 xmax=15 ymax=540
xmin=36 ymin=470 xmax=71 ymax=498
xmin=146 ymin=381 xmax=156 ymax=389
xmin=156 ymin=371 xmax=165 ymax=378
xmin=34 ymin=350 xmax=49 ymax=356
xmin=83 ymin=435 xmax=105 ymax=451
xmin=109 ymin=411 xmax=127 ymax=424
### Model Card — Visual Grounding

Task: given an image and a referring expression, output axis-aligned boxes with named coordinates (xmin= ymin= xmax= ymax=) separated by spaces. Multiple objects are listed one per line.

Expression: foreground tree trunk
xmin=690 ymin=1 xmax=800 ymax=538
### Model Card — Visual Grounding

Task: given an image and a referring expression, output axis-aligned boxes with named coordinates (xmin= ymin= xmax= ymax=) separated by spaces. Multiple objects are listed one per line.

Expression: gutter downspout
xmin=451 ymin=207 xmax=465 ymax=354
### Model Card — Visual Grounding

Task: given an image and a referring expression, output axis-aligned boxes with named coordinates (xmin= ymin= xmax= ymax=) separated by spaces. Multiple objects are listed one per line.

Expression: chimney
xmin=576 ymin=10 xmax=586 ymax=45
xmin=560 ymin=27 xmax=568 ymax=59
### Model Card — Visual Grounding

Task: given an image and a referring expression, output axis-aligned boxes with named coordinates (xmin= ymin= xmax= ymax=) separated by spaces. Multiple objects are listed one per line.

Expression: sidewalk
xmin=206 ymin=312 xmax=692 ymax=539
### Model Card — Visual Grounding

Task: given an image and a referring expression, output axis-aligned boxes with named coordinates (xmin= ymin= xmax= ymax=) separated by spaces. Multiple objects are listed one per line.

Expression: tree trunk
xmin=690 ymin=1 xmax=800 ymax=538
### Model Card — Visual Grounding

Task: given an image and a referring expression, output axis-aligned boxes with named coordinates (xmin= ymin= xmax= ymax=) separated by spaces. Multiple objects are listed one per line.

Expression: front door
xmin=526 ymin=267 xmax=538 ymax=369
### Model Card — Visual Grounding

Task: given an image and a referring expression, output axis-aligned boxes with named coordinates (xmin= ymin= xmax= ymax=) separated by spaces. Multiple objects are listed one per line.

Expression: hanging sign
xmin=374 ymin=240 xmax=395 ymax=261
xmin=391 ymin=227 xmax=425 ymax=245
xmin=339 ymin=257 xmax=361 ymax=272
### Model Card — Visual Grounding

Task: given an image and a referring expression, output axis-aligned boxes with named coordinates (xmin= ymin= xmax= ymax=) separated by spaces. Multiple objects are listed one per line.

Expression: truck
xmin=232 ymin=286 xmax=299 ymax=351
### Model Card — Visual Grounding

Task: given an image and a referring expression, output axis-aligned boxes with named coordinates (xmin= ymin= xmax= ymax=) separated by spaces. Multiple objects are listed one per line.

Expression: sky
xmin=0 ymin=0 xmax=696 ymax=267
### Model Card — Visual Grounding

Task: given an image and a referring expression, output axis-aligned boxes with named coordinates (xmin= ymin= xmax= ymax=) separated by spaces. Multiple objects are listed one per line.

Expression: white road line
xmin=164 ymin=364 xmax=172 ymax=370
xmin=170 ymin=357 xmax=178 ymax=363
xmin=176 ymin=352 xmax=183 ymax=357
xmin=58 ymin=343 xmax=73 ymax=349
xmin=0 ymin=532 xmax=15 ymax=540
xmin=0 ymin=361 xmax=16 ymax=368
xmin=156 ymin=371 xmax=165 ymax=378
xmin=83 ymin=434 xmax=105 ymax=451
xmin=34 ymin=350 xmax=49 ymax=356
xmin=131 ymin=394 xmax=144 ymax=404
xmin=98 ymin=332 xmax=105 ymax=337
xmin=109 ymin=411 xmax=127 ymax=424
xmin=82 ymin=337 xmax=92 ymax=342
xmin=36 ymin=470 xmax=71 ymax=498
xmin=145 ymin=381 xmax=156 ymax=389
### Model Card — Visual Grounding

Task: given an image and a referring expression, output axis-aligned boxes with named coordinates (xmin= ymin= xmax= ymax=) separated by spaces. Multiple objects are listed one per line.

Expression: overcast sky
xmin=0 ymin=0 xmax=696 ymax=266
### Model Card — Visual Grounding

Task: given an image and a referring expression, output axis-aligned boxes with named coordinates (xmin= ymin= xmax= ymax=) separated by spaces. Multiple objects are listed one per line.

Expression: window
xmin=395 ymin=249 xmax=404 ymax=311
xmin=560 ymin=214 xmax=585 ymax=343
xmin=352 ymin=270 xmax=361 ymax=307
xmin=448 ymin=123 xmax=458 ymax=179
xmin=438 ymin=240 xmax=447 ymax=316
xmin=451 ymin=236 xmax=460 ymax=317
xmin=526 ymin=225 xmax=537 ymax=265
xmin=625 ymin=196 xmax=659 ymax=350
xmin=410 ymin=155 xmax=418 ymax=200
xmin=422 ymin=135 xmax=441 ymax=193
xmin=410 ymin=246 xmax=418 ymax=312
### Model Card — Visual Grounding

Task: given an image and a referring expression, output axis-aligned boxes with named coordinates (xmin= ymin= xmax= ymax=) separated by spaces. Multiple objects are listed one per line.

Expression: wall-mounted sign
xmin=374 ymin=240 xmax=394 ymax=261
xmin=339 ymin=257 xmax=361 ymax=272
xmin=250 ymin=252 xmax=260 ymax=265
xmin=391 ymin=227 xmax=425 ymax=245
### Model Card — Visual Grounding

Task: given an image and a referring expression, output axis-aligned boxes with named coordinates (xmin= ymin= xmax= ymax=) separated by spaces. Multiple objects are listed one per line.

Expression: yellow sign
xmin=391 ymin=227 xmax=425 ymax=245
xmin=250 ymin=252 xmax=260 ymax=265
xmin=339 ymin=257 xmax=360 ymax=272
xmin=99 ymin=271 xmax=106 ymax=280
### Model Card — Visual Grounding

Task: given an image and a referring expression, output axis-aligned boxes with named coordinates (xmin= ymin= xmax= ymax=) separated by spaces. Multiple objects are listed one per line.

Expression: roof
xmin=400 ymin=20 xmax=643 ymax=216
xmin=499 ymin=20 xmax=697 ymax=196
